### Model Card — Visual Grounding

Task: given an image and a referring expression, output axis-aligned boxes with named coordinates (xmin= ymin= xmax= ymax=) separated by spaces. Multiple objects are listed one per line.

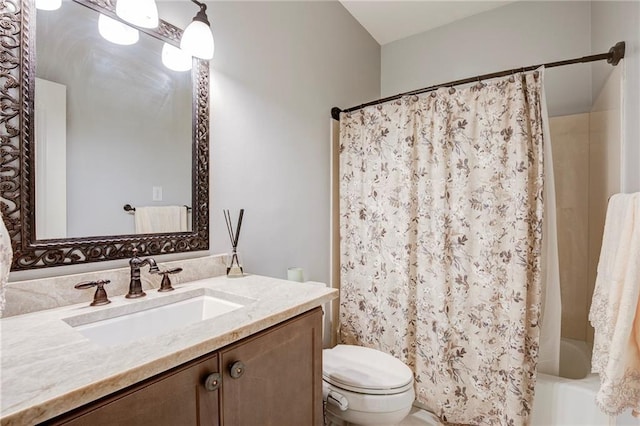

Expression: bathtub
xmin=531 ymin=338 xmax=638 ymax=426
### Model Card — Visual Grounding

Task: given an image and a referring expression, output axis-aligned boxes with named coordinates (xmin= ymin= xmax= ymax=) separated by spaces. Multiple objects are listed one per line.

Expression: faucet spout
xmin=146 ymin=257 xmax=160 ymax=274
xmin=126 ymin=248 xmax=158 ymax=299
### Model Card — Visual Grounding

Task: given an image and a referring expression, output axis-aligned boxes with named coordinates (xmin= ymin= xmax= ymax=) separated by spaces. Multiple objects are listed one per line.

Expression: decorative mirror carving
xmin=0 ymin=0 xmax=210 ymax=270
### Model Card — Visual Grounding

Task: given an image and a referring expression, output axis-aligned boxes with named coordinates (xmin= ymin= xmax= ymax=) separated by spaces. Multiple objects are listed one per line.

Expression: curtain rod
xmin=331 ymin=41 xmax=625 ymax=121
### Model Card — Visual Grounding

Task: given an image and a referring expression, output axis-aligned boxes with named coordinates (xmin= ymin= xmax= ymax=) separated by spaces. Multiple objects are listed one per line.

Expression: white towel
xmin=134 ymin=206 xmax=188 ymax=234
xmin=589 ymin=192 xmax=640 ymax=416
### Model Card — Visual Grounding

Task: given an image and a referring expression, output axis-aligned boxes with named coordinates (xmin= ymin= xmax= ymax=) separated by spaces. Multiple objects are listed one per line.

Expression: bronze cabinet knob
xmin=229 ymin=361 xmax=245 ymax=379
xmin=204 ymin=372 xmax=221 ymax=391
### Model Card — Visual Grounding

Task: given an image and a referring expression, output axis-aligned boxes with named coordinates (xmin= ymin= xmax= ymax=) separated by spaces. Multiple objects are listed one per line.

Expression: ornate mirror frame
xmin=0 ymin=0 xmax=210 ymax=270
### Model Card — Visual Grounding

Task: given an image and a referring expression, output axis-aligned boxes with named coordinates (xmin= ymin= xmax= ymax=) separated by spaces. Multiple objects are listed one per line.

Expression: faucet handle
xmin=75 ymin=279 xmax=111 ymax=306
xmin=157 ymin=268 xmax=183 ymax=292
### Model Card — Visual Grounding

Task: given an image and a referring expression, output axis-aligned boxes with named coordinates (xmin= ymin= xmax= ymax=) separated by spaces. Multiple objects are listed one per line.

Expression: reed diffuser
xmin=224 ymin=209 xmax=244 ymax=277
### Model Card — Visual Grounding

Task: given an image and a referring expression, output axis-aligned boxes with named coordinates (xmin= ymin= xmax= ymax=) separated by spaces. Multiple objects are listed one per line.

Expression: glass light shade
xmin=180 ymin=20 xmax=214 ymax=60
xmin=115 ymin=0 xmax=159 ymax=29
xmin=98 ymin=14 xmax=139 ymax=46
xmin=161 ymin=43 xmax=192 ymax=72
xmin=35 ymin=0 xmax=62 ymax=11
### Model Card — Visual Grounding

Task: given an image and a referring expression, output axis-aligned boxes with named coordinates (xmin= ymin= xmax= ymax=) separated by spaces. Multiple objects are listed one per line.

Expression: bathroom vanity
xmin=48 ymin=308 xmax=321 ymax=425
xmin=0 ymin=275 xmax=336 ymax=425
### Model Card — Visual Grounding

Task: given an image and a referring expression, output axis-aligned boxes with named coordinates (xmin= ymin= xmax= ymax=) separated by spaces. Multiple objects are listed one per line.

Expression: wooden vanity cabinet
xmin=44 ymin=308 xmax=322 ymax=426
xmin=46 ymin=353 xmax=221 ymax=426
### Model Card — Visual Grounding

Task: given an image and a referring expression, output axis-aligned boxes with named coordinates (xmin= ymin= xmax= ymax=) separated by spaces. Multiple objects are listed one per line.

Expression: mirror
xmin=0 ymin=0 xmax=210 ymax=270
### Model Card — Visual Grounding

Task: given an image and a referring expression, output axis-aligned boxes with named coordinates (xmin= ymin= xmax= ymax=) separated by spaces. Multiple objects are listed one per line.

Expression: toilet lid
xmin=323 ymin=345 xmax=414 ymax=394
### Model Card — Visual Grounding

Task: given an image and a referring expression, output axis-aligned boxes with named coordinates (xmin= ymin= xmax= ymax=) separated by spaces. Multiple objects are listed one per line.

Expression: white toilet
xmin=322 ymin=344 xmax=415 ymax=426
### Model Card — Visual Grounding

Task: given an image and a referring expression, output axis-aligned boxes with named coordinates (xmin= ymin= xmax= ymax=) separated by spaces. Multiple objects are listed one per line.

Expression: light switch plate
xmin=152 ymin=186 xmax=163 ymax=201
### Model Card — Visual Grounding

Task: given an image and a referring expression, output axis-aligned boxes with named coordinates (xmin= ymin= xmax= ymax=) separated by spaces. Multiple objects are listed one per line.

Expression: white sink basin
xmin=65 ymin=291 xmax=246 ymax=347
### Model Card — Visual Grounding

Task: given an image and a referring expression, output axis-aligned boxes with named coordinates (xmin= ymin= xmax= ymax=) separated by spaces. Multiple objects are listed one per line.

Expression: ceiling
xmin=339 ymin=1 xmax=513 ymax=45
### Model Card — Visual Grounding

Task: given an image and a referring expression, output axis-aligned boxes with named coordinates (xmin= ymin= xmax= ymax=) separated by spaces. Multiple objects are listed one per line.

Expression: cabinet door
xmin=47 ymin=353 xmax=220 ymax=426
xmin=220 ymin=308 xmax=323 ymax=426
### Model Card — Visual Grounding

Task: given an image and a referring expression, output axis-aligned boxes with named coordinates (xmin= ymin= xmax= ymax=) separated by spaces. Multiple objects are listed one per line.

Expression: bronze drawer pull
xmin=229 ymin=361 xmax=245 ymax=379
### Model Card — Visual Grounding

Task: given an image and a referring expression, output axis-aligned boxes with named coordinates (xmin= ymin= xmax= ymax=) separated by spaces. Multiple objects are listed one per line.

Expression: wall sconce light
xmin=180 ymin=0 xmax=214 ymax=60
xmin=115 ymin=0 xmax=159 ymax=29
xmin=162 ymin=43 xmax=193 ymax=72
xmin=35 ymin=0 xmax=62 ymax=11
xmin=98 ymin=14 xmax=140 ymax=46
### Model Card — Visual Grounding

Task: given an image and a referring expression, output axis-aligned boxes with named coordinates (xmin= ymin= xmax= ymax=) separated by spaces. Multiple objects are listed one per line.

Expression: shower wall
xmin=549 ymin=114 xmax=590 ymax=341
xmin=549 ymin=66 xmax=622 ymax=343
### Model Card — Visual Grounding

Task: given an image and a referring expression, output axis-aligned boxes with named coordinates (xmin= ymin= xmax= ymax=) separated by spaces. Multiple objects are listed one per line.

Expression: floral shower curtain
xmin=339 ymin=70 xmax=546 ymax=425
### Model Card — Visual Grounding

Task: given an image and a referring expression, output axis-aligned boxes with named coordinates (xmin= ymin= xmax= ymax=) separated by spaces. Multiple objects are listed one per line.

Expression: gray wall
xmin=379 ymin=0 xmax=638 ymax=191
xmin=591 ymin=1 xmax=640 ymax=192
xmin=381 ymin=1 xmax=593 ymax=117
xmin=158 ymin=1 xmax=380 ymax=284
xmin=36 ymin=3 xmax=192 ymax=237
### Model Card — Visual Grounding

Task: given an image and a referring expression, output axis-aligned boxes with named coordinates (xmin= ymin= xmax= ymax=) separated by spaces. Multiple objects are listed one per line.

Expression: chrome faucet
xmin=126 ymin=248 xmax=160 ymax=298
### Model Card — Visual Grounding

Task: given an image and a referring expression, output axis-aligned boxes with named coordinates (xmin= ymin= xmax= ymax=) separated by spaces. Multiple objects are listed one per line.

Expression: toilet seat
xmin=323 ymin=345 xmax=414 ymax=395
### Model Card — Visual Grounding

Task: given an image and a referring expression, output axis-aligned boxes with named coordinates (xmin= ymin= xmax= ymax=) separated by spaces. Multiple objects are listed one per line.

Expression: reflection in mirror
xmin=35 ymin=2 xmax=192 ymax=239
xmin=0 ymin=0 xmax=209 ymax=270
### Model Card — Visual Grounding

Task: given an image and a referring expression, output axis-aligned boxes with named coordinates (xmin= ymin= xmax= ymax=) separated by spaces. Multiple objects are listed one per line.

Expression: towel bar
xmin=123 ymin=204 xmax=192 ymax=213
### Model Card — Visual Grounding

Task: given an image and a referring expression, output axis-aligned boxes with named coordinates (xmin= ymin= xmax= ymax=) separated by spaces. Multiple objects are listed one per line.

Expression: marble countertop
xmin=0 ymin=275 xmax=338 ymax=425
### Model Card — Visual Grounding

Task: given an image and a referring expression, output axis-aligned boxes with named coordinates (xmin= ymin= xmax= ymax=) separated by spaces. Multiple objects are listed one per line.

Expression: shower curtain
xmin=339 ymin=70 xmax=547 ymax=425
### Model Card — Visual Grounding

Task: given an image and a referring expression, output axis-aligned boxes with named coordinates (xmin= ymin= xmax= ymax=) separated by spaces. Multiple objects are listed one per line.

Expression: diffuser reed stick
xmin=224 ymin=209 xmax=244 ymax=276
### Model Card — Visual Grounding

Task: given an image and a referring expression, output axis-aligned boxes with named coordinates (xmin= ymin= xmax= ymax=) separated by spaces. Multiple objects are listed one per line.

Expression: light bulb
xmin=98 ymin=14 xmax=139 ymax=46
xmin=35 ymin=0 xmax=62 ymax=11
xmin=162 ymin=43 xmax=192 ymax=72
xmin=181 ymin=20 xmax=214 ymax=60
xmin=180 ymin=4 xmax=214 ymax=60
xmin=115 ymin=0 xmax=159 ymax=29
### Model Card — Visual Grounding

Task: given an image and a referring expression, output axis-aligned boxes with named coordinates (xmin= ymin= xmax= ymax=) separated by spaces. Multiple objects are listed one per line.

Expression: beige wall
xmin=549 ymin=114 xmax=590 ymax=341
xmin=549 ymin=65 xmax=622 ymax=343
